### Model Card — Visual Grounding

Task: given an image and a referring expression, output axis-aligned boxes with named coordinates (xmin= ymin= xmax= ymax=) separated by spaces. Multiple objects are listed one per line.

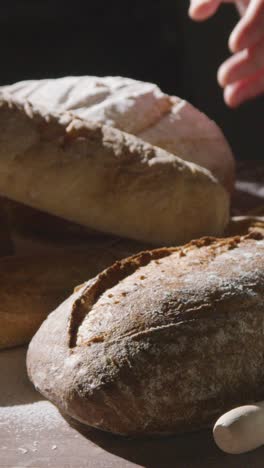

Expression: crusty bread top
xmin=0 ymin=97 xmax=229 ymax=245
xmin=66 ymin=232 xmax=264 ymax=348
xmin=27 ymin=231 xmax=264 ymax=435
xmin=0 ymin=76 xmax=235 ymax=191
xmin=0 ymin=76 xmax=170 ymax=134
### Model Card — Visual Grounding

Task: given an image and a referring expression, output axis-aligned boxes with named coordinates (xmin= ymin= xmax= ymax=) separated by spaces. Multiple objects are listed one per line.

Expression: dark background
xmin=0 ymin=1 xmax=262 ymax=161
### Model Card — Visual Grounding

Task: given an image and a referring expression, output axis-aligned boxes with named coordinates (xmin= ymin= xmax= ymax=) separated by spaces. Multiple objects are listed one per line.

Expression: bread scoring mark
xmin=67 ymin=231 xmax=264 ymax=348
xmin=68 ymin=248 xmax=175 ymax=348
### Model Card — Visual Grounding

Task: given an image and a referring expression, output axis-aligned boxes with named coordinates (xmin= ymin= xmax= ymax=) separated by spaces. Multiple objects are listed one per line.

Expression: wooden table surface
xmin=1 ymin=161 xmax=264 ymax=468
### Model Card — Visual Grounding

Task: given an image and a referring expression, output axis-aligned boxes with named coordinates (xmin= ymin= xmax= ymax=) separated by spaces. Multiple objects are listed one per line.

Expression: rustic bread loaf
xmin=0 ymin=239 xmax=144 ymax=350
xmin=0 ymin=98 xmax=229 ymax=246
xmin=27 ymin=232 xmax=264 ymax=436
xmin=0 ymin=76 xmax=235 ymax=192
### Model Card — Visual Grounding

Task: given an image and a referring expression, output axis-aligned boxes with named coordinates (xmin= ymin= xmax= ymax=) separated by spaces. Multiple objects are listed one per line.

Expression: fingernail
xmin=217 ymin=64 xmax=226 ymax=87
xmin=224 ymin=85 xmax=240 ymax=108
xmin=189 ymin=0 xmax=208 ymax=16
xmin=228 ymin=21 xmax=244 ymax=53
xmin=229 ymin=32 xmax=238 ymax=53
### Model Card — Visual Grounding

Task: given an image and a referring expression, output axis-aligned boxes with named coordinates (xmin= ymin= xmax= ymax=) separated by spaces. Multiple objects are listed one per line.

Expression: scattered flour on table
xmin=0 ymin=401 xmax=63 ymax=435
xmin=18 ymin=447 xmax=28 ymax=454
xmin=0 ymin=346 xmax=67 ymax=436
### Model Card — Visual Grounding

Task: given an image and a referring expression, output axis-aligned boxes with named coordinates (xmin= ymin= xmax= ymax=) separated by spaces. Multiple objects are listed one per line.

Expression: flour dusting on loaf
xmin=0 ymin=97 xmax=229 ymax=245
xmin=27 ymin=233 xmax=264 ymax=436
xmin=0 ymin=76 xmax=235 ymax=191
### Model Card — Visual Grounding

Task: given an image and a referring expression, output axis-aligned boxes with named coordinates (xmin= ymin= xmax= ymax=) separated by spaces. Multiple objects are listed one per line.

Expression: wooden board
xmin=1 ymin=161 xmax=264 ymax=467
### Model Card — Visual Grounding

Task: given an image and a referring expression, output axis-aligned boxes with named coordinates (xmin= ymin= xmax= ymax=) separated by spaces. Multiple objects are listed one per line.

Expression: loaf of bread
xmin=0 ymin=98 xmax=229 ymax=246
xmin=0 ymin=239 xmax=144 ymax=350
xmin=27 ymin=232 xmax=264 ymax=436
xmin=0 ymin=76 xmax=235 ymax=192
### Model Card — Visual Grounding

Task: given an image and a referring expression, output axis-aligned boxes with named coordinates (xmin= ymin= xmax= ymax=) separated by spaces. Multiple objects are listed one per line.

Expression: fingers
xmin=236 ymin=0 xmax=250 ymax=15
xmin=219 ymin=3 xmax=264 ymax=107
xmin=223 ymin=68 xmax=264 ymax=106
xmin=189 ymin=0 xmax=264 ymax=106
xmin=189 ymin=0 xmax=249 ymax=21
xmin=229 ymin=0 xmax=264 ymax=52
xmin=218 ymin=37 xmax=264 ymax=85
xmin=189 ymin=0 xmax=222 ymax=20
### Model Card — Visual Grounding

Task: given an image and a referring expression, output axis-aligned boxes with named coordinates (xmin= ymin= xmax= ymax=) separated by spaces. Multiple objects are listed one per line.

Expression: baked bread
xmin=27 ymin=232 xmax=264 ymax=436
xmin=0 ymin=98 xmax=229 ymax=246
xmin=0 ymin=239 xmax=144 ymax=350
xmin=0 ymin=76 xmax=235 ymax=192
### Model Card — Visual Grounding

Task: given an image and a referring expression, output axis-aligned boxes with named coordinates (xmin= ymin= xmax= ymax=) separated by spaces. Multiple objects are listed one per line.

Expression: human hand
xmin=189 ymin=0 xmax=264 ymax=107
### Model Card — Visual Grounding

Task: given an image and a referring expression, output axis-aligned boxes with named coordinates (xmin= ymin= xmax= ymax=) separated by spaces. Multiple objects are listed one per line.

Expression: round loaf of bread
xmin=0 ymin=98 xmax=229 ymax=246
xmin=27 ymin=232 xmax=264 ymax=436
xmin=0 ymin=76 xmax=235 ymax=192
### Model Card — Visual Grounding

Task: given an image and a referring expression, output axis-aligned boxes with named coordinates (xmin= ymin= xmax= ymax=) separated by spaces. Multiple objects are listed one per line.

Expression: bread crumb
xmin=18 ymin=448 xmax=28 ymax=454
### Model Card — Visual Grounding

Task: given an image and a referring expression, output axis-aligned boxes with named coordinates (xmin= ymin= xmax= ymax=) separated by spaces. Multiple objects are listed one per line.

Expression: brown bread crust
xmin=27 ymin=232 xmax=264 ymax=436
xmin=0 ymin=98 xmax=229 ymax=246
xmin=1 ymin=76 xmax=235 ymax=192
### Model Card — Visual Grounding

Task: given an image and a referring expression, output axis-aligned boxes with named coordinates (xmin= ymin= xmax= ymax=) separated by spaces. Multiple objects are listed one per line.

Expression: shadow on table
xmin=65 ymin=414 xmax=264 ymax=468
xmin=0 ymin=345 xmax=43 ymax=406
xmin=232 ymin=187 xmax=264 ymax=216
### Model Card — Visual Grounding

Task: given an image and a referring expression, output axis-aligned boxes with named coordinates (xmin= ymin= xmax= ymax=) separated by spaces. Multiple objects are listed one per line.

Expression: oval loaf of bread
xmin=0 ymin=98 xmax=229 ymax=246
xmin=0 ymin=76 xmax=235 ymax=192
xmin=27 ymin=232 xmax=264 ymax=436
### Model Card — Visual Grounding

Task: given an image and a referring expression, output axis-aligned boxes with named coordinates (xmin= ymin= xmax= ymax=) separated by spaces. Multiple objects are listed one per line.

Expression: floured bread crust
xmin=0 ymin=98 xmax=229 ymax=245
xmin=27 ymin=232 xmax=264 ymax=436
xmin=0 ymin=76 xmax=235 ymax=192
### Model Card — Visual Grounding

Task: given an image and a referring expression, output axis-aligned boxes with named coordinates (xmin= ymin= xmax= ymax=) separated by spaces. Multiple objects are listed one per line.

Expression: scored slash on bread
xmin=27 ymin=232 xmax=264 ymax=436
xmin=0 ymin=97 xmax=229 ymax=246
xmin=0 ymin=76 xmax=235 ymax=192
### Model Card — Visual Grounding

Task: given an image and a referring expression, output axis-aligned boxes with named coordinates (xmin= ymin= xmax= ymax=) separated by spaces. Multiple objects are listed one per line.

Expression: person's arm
xmin=189 ymin=0 xmax=264 ymax=107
